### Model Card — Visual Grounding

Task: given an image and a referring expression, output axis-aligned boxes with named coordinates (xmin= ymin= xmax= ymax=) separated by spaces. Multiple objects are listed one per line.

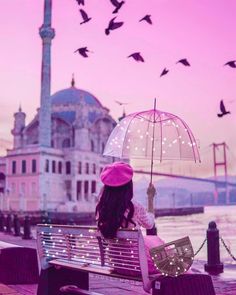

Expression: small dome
xmin=51 ymin=86 xmax=102 ymax=107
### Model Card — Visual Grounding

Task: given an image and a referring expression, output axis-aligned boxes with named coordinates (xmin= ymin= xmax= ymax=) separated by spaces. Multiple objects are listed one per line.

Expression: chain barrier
xmin=194 ymin=238 xmax=207 ymax=257
xmin=220 ymin=236 xmax=236 ymax=261
xmin=193 ymin=236 xmax=236 ymax=261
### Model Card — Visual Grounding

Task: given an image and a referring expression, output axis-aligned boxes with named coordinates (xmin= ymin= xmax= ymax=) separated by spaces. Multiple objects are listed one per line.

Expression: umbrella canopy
xmin=103 ymin=109 xmax=201 ymax=163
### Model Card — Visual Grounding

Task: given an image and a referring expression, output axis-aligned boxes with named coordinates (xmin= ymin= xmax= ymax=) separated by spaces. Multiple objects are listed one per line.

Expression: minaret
xmin=38 ymin=0 xmax=55 ymax=147
xmin=11 ymin=105 xmax=26 ymax=149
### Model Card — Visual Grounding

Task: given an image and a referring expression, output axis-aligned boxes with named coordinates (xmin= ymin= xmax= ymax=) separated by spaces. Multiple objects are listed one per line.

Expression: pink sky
xmin=0 ymin=0 xmax=235 ymax=177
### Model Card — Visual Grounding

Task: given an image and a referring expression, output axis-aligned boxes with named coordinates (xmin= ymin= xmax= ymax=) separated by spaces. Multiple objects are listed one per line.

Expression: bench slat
xmin=49 ymin=259 xmax=143 ymax=281
xmin=104 ymin=253 xmax=139 ymax=262
xmin=104 ymin=260 xmax=140 ymax=269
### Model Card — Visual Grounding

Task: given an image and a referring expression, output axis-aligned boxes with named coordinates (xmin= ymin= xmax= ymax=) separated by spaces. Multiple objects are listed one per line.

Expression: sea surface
xmin=155 ymin=205 xmax=236 ymax=264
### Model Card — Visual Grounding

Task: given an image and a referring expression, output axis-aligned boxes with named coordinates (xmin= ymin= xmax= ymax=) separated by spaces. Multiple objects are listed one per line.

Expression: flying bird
xmin=110 ymin=0 xmax=125 ymax=14
xmin=76 ymin=0 xmax=84 ymax=5
xmin=79 ymin=9 xmax=91 ymax=25
xmin=139 ymin=15 xmax=152 ymax=25
xmin=74 ymin=47 xmax=91 ymax=57
xmin=160 ymin=68 xmax=169 ymax=77
xmin=105 ymin=17 xmax=124 ymax=35
xmin=217 ymin=100 xmax=230 ymax=118
xmin=115 ymin=100 xmax=129 ymax=106
xmin=128 ymin=52 xmax=144 ymax=62
xmin=176 ymin=58 xmax=191 ymax=66
xmin=224 ymin=60 xmax=236 ymax=68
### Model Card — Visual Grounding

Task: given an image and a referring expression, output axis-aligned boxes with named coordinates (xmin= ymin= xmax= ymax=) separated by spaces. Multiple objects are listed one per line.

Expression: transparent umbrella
xmin=103 ymin=99 xmax=200 ymax=214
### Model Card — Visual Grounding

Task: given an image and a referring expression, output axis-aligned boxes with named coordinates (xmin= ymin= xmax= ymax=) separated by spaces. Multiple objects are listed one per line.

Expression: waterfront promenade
xmin=0 ymin=232 xmax=235 ymax=295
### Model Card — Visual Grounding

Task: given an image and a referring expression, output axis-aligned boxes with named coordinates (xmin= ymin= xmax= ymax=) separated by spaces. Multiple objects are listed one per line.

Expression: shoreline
xmin=0 ymin=206 xmax=205 ymax=227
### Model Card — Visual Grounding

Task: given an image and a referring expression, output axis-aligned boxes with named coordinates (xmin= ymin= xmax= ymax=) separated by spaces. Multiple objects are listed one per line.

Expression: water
xmin=155 ymin=205 xmax=236 ymax=264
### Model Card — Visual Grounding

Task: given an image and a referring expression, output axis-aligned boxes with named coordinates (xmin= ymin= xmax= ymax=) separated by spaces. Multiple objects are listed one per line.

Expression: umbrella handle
xmin=147 ymin=183 xmax=156 ymax=213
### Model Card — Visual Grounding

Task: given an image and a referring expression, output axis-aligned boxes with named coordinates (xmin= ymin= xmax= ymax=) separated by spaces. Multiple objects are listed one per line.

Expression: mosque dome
xmin=50 ymin=78 xmax=109 ymax=126
xmin=51 ymin=78 xmax=102 ymax=108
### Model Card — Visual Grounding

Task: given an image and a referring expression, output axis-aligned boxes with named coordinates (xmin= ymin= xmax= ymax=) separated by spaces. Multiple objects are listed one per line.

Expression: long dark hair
xmin=95 ymin=180 xmax=136 ymax=238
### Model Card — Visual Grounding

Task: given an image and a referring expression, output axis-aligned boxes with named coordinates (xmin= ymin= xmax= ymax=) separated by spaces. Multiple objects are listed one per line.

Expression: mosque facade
xmin=1 ymin=80 xmax=115 ymax=212
xmin=0 ymin=0 xmax=116 ymax=212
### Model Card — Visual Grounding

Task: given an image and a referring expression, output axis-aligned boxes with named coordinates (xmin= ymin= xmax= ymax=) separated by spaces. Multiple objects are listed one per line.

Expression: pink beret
xmin=100 ymin=162 xmax=133 ymax=187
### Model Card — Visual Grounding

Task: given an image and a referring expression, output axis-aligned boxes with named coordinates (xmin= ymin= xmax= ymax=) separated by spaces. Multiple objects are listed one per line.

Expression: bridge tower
xmin=212 ymin=142 xmax=229 ymax=205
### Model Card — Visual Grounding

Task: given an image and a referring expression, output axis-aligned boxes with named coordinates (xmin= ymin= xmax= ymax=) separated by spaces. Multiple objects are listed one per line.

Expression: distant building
xmin=0 ymin=157 xmax=5 ymax=195
xmin=0 ymin=0 xmax=116 ymax=212
xmin=2 ymin=81 xmax=116 ymax=212
xmin=0 ymin=81 xmax=115 ymax=212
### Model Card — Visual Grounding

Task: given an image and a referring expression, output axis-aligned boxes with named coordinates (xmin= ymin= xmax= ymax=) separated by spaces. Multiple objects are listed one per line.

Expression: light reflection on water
xmin=155 ymin=205 xmax=236 ymax=264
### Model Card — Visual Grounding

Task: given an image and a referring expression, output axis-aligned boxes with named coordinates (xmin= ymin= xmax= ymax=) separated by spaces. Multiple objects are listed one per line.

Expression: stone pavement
xmin=0 ymin=232 xmax=236 ymax=295
xmin=0 ymin=284 xmax=20 ymax=295
xmin=192 ymin=261 xmax=236 ymax=295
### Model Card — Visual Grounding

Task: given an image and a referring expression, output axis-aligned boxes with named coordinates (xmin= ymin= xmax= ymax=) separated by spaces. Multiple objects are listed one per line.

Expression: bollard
xmin=6 ymin=214 xmax=13 ymax=234
xmin=68 ymin=218 xmax=75 ymax=225
xmin=41 ymin=211 xmax=50 ymax=224
xmin=0 ymin=213 xmax=4 ymax=232
xmin=41 ymin=213 xmax=48 ymax=224
xmin=204 ymin=221 xmax=224 ymax=274
xmin=13 ymin=214 xmax=21 ymax=236
xmin=22 ymin=215 xmax=32 ymax=240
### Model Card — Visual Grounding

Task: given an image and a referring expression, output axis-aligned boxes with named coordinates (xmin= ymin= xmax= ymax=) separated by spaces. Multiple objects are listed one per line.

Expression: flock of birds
xmin=74 ymin=0 xmax=234 ymax=118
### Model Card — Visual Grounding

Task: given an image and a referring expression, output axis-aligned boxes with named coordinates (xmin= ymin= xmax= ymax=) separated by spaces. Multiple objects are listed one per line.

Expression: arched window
xmin=65 ymin=180 xmax=72 ymax=201
xmin=45 ymin=159 xmax=49 ymax=172
xmin=62 ymin=138 xmax=71 ymax=148
xmin=91 ymin=140 xmax=95 ymax=152
xmin=12 ymin=161 xmax=17 ymax=174
xmin=52 ymin=160 xmax=56 ymax=173
xmin=85 ymin=163 xmax=89 ymax=174
xmin=58 ymin=161 xmax=62 ymax=174
xmin=78 ymin=162 xmax=82 ymax=174
xmin=32 ymin=159 xmax=37 ymax=173
xmin=84 ymin=181 xmax=89 ymax=201
xmin=22 ymin=160 xmax=27 ymax=174
xmin=0 ymin=173 xmax=6 ymax=194
xmin=66 ymin=161 xmax=71 ymax=174
xmin=101 ymin=142 xmax=105 ymax=153
xmin=77 ymin=181 xmax=82 ymax=201
xmin=93 ymin=164 xmax=96 ymax=174
xmin=91 ymin=181 xmax=96 ymax=194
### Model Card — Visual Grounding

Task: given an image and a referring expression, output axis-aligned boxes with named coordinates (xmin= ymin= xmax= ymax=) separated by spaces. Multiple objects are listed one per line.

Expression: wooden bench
xmin=0 ymin=241 xmax=39 ymax=284
xmin=36 ymin=224 xmax=215 ymax=295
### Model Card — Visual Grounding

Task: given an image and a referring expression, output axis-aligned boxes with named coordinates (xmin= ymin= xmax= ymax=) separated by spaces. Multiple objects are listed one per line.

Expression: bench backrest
xmin=37 ymin=224 xmax=151 ymax=292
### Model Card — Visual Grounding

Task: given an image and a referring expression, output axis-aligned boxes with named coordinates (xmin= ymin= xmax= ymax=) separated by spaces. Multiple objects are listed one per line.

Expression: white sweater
xmin=125 ymin=200 xmax=155 ymax=230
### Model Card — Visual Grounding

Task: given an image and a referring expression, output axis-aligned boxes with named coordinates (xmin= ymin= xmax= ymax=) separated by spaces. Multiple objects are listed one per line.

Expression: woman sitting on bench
xmin=96 ymin=161 xmax=164 ymax=274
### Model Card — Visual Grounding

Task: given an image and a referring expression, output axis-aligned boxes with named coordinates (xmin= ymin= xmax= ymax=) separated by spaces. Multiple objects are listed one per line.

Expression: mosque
xmin=0 ymin=0 xmax=116 ymax=212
